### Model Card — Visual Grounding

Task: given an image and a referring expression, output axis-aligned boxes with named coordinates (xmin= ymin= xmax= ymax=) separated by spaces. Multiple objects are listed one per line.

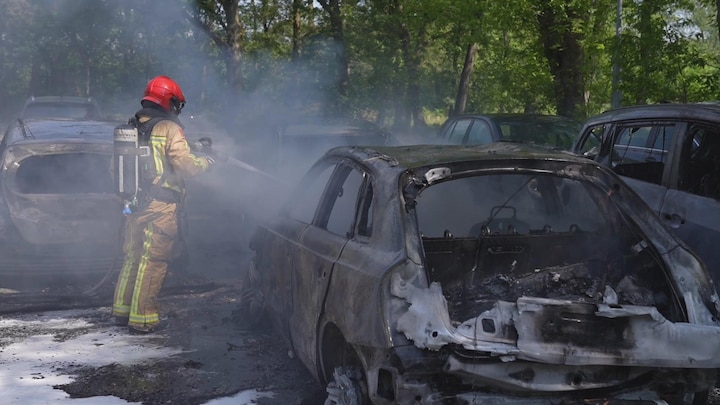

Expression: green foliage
xmin=0 ymin=0 xmax=719 ymax=126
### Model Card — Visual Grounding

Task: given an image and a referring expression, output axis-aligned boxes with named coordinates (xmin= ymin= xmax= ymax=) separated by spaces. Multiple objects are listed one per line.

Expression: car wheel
xmin=238 ymin=257 xmax=265 ymax=328
xmin=324 ymin=366 xmax=368 ymax=405
xmin=319 ymin=324 xmax=370 ymax=404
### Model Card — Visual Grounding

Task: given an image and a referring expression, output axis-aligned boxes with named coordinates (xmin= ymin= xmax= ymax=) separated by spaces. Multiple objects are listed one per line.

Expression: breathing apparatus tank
xmin=113 ymin=121 xmax=149 ymax=214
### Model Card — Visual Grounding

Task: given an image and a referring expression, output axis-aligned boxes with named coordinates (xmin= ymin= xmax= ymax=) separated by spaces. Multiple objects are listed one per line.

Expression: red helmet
xmin=142 ymin=75 xmax=186 ymax=113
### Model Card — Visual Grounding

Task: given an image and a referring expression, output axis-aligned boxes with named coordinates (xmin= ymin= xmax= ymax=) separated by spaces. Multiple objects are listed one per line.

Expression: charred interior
xmin=415 ymin=171 xmax=683 ymax=325
xmin=15 ymin=153 xmax=113 ymax=194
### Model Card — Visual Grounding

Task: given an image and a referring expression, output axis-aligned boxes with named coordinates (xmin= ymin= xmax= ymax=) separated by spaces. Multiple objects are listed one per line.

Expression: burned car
xmin=244 ymin=142 xmax=720 ymax=404
xmin=0 ymin=118 xmax=122 ymax=276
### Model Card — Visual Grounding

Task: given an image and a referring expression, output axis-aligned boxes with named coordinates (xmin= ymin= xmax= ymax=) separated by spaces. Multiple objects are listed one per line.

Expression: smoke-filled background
xmin=2 ymin=0 xmax=720 ymax=285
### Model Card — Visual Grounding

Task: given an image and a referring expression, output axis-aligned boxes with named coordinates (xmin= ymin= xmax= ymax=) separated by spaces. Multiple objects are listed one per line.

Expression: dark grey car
xmin=572 ymin=103 xmax=720 ymax=286
xmin=244 ymin=142 xmax=720 ymax=404
xmin=0 ymin=118 xmax=121 ymax=275
xmin=437 ymin=113 xmax=580 ymax=150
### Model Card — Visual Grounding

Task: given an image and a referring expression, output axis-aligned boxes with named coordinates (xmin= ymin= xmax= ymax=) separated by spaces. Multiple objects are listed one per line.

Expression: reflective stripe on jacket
xmin=138 ymin=116 xmax=209 ymax=195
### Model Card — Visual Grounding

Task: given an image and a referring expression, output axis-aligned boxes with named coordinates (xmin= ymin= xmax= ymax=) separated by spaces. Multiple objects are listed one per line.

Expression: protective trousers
xmin=112 ymin=199 xmax=177 ymax=331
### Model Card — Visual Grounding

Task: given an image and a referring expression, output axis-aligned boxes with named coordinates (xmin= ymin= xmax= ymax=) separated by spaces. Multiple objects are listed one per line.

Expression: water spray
xmin=189 ymin=137 xmax=279 ymax=182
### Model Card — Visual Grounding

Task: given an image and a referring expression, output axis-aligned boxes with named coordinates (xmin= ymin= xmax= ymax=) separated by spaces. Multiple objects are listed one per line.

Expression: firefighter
xmin=112 ymin=75 xmax=214 ymax=334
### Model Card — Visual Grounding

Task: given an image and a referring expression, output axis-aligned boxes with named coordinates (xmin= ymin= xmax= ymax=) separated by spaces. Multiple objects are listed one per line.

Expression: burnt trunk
xmin=422 ymin=231 xmax=680 ymax=324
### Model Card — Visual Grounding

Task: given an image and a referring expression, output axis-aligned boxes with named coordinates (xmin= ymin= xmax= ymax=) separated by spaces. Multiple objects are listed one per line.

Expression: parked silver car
xmin=572 ymin=103 xmax=720 ymax=287
xmin=243 ymin=142 xmax=720 ymax=404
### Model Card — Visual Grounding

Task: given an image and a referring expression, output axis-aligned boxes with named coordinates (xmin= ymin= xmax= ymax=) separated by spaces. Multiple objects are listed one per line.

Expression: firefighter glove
xmin=205 ymin=156 xmax=216 ymax=166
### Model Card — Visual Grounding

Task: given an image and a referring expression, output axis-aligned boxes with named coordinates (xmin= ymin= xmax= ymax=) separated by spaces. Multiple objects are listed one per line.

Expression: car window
xmin=286 ymin=163 xmax=335 ymax=223
xmin=498 ymin=120 xmax=577 ymax=149
xmin=616 ymin=126 xmax=651 ymax=149
xmin=416 ymin=173 xmax=606 ymax=238
xmin=465 ymin=120 xmax=493 ymax=145
xmin=446 ymin=119 xmax=471 ymax=144
xmin=322 ymin=165 xmax=364 ymax=238
xmin=611 ymin=124 xmax=674 ymax=185
xmin=356 ymin=181 xmax=374 ymax=237
xmin=578 ymin=124 xmax=606 ymax=157
xmin=23 ymin=103 xmax=100 ymax=120
xmin=678 ymin=124 xmax=720 ymax=199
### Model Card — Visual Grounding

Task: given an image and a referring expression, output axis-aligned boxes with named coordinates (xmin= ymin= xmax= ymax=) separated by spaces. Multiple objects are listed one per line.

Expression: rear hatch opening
xmin=389 ymin=170 xmax=719 ymax=400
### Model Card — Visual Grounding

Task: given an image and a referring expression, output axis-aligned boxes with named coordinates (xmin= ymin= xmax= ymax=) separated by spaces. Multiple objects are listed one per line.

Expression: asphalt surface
xmin=0 ymin=172 xmax=326 ymax=405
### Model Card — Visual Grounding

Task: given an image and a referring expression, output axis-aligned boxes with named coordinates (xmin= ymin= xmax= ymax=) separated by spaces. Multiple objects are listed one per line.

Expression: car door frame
xmin=576 ymin=119 xmax=682 ymax=214
xmin=660 ymin=120 xmax=720 ymax=285
xmin=254 ymin=156 xmax=338 ymax=340
xmin=288 ymin=158 xmax=369 ymax=373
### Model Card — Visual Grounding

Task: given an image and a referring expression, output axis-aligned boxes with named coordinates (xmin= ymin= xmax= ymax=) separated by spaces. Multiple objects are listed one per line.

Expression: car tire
xmin=319 ymin=324 xmax=370 ymax=404
xmin=324 ymin=366 xmax=368 ymax=405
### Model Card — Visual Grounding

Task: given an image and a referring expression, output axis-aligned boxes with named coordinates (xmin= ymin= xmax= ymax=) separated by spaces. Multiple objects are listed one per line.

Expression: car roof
xmin=448 ymin=113 xmax=580 ymax=124
xmin=332 ymin=142 xmax=591 ymax=172
xmin=24 ymin=96 xmax=99 ymax=104
xmin=5 ymin=119 xmax=116 ymax=144
xmin=584 ymin=103 xmax=720 ymax=126
xmin=281 ymin=122 xmax=388 ymax=137
xmin=446 ymin=113 xmax=580 ymax=126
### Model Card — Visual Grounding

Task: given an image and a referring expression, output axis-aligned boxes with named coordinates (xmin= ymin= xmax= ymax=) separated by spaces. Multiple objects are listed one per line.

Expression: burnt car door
xmin=252 ymin=160 xmax=336 ymax=335
xmin=664 ymin=122 xmax=720 ymax=285
xmin=289 ymin=160 xmax=367 ymax=370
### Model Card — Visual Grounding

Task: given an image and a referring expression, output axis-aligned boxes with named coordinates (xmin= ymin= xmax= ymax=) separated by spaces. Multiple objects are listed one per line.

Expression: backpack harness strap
xmin=134 ymin=116 xmax=181 ymax=208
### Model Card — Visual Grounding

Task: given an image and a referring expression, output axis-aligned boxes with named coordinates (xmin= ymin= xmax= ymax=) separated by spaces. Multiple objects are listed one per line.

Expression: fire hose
xmin=189 ymin=137 xmax=279 ymax=182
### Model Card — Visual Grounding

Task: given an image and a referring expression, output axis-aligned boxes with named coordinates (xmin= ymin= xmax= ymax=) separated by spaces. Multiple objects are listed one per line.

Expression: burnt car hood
xmin=1 ymin=139 xmax=120 ymax=246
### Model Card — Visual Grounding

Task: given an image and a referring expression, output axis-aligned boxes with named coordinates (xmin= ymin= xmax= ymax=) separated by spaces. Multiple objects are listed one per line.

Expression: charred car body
xmin=0 ymin=118 xmax=121 ymax=275
xmin=246 ymin=142 xmax=720 ymax=404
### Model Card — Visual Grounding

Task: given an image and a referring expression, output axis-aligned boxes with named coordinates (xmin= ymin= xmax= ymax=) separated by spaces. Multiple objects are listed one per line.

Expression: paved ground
xmin=55 ymin=276 xmax=326 ymax=405
xmin=0 ymin=171 xmax=327 ymax=405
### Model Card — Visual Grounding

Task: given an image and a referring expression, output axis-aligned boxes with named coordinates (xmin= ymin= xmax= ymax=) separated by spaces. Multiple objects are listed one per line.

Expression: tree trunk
xmin=317 ymin=0 xmax=349 ymax=99
xmin=453 ymin=43 xmax=478 ymax=117
xmin=221 ymin=0 xmax=244 ymax=93
xmin=536 ymin=5 xmax=585 ymax=119
xmin=716 ymin=0 xmax=720 ymax=41
xmin=291 ymin=0 xmax=302 ymax=61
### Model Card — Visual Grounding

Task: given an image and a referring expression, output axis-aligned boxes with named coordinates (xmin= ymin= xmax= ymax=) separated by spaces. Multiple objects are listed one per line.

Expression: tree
xmin=533 ymin=1 xmax=587 ymax=119
xmin=189 ymin=0 xmax=246 ymax=93
xmin=316 ymin=0 xmax=351 ymax=97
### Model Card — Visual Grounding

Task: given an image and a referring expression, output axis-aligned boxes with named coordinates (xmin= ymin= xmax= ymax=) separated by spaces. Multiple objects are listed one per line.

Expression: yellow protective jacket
xmin=138 ymin=115 xmax=210 ymax=197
